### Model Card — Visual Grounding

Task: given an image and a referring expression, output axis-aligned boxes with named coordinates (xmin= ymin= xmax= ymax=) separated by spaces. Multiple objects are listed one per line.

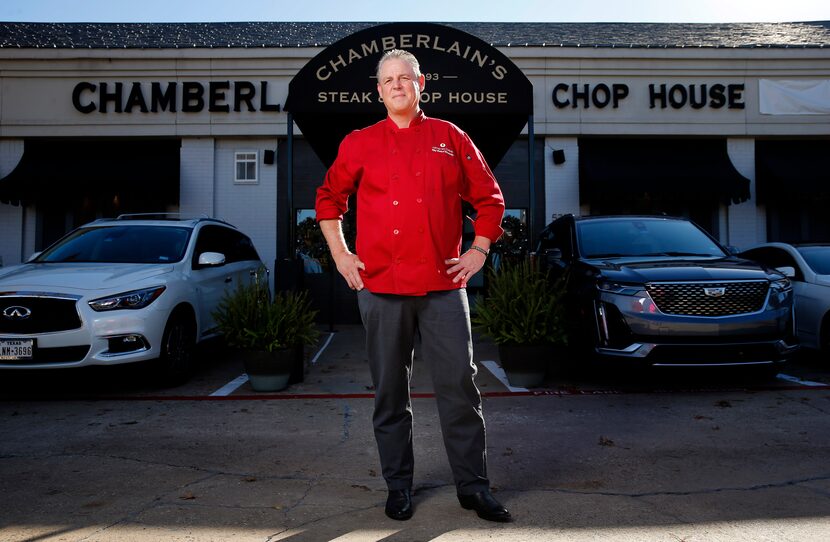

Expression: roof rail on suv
xmin=113 ymin=213 xmax=236 ymax=228
xmin=115 ymin=212 xmax=183 ymax=220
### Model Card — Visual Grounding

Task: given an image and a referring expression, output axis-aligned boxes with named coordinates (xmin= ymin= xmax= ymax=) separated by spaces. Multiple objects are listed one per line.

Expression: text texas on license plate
xmin=0 ymin=338 xmax=34 ymax=360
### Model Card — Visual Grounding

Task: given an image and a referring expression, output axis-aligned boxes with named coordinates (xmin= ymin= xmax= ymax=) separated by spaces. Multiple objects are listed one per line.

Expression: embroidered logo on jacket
xmin=431 ymin=142 xmax=455 ymax=157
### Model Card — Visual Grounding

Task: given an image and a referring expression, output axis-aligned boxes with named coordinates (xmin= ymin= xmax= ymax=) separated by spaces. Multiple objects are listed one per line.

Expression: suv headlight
xmin=89 ymin=286 xmax=166 ymax=312
xmin=598 ymin=281 xmax=658 ymax=314
xmin=597 ymin=281 xmax=645 ymax=296
xmin=768 ymin=277 xmax=792 ymax=308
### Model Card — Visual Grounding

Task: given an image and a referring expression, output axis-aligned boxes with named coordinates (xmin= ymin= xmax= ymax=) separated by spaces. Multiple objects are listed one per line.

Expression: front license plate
xmin=0 ymin=338 xmax=34 ymax=360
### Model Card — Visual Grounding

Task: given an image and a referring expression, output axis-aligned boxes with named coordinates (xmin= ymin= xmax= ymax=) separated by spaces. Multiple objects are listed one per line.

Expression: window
xmin=295 ymin=209 xmax=325 ymax=274
xmin=491 ymin=208 xmax=529 ymax=270
xmin=36 ymin=226 xmax=191 ymax=264
xmin=575 ymin=218 xmax=724 ymax=259
xmin=537 ymin=218 xmax=573 ymax=262
xmin=192 ymin=225 xmax=260 ymax=268
xmin=234 ymin=151 xmax=258 ymax=184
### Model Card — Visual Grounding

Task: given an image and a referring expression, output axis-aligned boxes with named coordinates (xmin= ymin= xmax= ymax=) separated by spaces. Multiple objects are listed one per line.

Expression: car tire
xmin=155 ymin=309 xmax=196 ymax=387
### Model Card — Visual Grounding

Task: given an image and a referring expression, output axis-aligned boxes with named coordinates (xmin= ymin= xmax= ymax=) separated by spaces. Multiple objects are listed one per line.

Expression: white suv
xmin=0 ymin=215 xmax=266 ymax=385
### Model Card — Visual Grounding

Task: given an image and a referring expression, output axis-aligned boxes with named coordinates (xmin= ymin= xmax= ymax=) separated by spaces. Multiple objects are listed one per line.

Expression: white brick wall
xmin=544 ymin=137 xmax=580 ymax=223
xmin=179 ymin=137 xmax=277 ymax=289
xmin=726 ymin=138 xmax=765 ymax=250
xmin=0 ymin=140 xmax=24 ymax=266
xmin=214 ymin=139 xmax=277 ymax=288
xmin=179 ymin=138 xmax=216 ymax=219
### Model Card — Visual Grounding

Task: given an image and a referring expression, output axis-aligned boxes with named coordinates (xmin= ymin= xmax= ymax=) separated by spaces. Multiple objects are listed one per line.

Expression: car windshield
xmin=34 ymin=225 xmax=192 ymax=264
xmin=797 ymin=246 xmax=830 ymax=275
xmin=576 ymin=218 xmax=726 ymax=259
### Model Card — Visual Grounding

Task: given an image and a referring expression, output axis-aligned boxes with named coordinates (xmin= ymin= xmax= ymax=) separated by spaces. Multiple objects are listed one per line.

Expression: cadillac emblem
xmin=703 ymin=287 xmax=726 ymax=298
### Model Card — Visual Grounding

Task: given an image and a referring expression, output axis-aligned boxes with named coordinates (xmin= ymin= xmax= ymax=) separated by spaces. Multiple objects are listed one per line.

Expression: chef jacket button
xmin=418 ymin=227 xmax=424 ymax=233
xmin=415 ymin=148 xmax=421 ymax=153
xmin=395 ymin=258 xmax=402 ymax=264
xmin=415 ymin=171 xmax=422 ymax=177
xmin=392 ymin=200 xmax=399 ymax=206
xmin=419 ymin=258 xmax=426 ymax=263
xmin=393 ymin=229 xmax=400 ymax=235
xmin=392 ymin=174 xmax=399 ymax=180
xmin=416 ymin=198 xmax=423 ymax=203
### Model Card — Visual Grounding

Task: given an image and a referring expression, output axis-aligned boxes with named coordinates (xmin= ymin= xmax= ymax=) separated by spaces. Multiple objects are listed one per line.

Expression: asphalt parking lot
xmin=1 ymin=325 xmax=829 ymax=541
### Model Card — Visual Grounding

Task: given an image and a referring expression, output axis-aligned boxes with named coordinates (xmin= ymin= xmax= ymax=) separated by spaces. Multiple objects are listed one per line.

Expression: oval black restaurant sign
xmin=285 ymin=22 xmax=533 ymax=167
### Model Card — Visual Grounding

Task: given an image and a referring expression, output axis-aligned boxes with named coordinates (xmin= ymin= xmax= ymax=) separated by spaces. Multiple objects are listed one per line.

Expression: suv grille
xmin=0 ymin=295 xmax=82 ymax=333
xmin=645 ymin=281 xmax=769 ymax=317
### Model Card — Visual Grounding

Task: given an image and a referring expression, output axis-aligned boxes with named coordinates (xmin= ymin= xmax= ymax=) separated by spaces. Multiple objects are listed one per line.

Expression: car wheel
xmin=155 ymin=310 xmax=196 ymax=387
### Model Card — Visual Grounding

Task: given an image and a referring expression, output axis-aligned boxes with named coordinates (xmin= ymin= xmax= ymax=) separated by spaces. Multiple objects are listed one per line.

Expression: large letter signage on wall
xmin=550 ymin=82 xmax=745 ymax=110
xmin=71 ymin=80 xmax=282 ymax=114
xmin=284 ymin=22 xmax=533 ymax=167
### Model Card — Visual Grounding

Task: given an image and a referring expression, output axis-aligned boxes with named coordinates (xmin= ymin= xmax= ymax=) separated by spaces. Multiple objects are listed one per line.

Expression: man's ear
xmin=418 ymin=74 xmax=426 ymax=92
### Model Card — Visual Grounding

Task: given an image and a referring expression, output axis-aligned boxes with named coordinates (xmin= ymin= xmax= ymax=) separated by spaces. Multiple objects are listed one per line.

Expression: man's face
xmin=377 ymin=57 xmax=425 ymax=117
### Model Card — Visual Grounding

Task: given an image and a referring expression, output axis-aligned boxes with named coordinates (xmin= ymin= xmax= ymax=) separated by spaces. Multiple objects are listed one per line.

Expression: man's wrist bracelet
xmin=469 ymin=245 xmax=489 ymax=257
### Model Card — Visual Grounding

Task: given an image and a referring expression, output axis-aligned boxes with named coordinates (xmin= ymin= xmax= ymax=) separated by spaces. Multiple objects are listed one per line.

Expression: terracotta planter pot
xmin=497 ymin=343 xmax=555 ymax=388
xmin=241 ymin=348 xmax=294 ymax=392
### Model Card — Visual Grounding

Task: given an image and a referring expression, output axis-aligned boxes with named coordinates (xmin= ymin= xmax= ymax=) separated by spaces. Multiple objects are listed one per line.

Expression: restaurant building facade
xmin=1 ymin=21 xmax=829 ymax=318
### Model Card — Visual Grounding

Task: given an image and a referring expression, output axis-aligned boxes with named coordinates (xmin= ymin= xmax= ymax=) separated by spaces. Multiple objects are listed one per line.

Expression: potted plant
xmin=472 ymin=259 xmax=567 ymax=388
xmin=213 ymin=273 xmax=319 ymax=392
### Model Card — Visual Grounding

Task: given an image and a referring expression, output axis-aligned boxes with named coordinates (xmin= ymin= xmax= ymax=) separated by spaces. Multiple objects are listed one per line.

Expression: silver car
xmin=741 ymin=243 xmax=830 ymax=353
xmin=0 ymin=215 xmax=265 ymax=385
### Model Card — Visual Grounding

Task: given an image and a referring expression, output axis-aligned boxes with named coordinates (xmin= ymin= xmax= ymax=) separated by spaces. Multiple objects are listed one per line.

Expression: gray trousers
xmin=357 ymin=288 xmax=489 ymax=495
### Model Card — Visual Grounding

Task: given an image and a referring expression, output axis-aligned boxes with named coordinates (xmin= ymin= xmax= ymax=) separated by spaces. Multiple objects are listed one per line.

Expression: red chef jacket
xmin=315 ymin=111 xmax=505 ymax=296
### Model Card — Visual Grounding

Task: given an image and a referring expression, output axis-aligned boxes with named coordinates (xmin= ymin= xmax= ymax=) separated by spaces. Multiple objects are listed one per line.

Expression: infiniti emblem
xmin=2 ymin=306 xmax=32 ymax=320
xmin=703 ymin=287 xmax=726 ymax=298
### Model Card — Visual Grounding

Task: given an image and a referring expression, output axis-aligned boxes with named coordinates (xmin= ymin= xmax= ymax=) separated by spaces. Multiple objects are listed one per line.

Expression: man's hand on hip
xmin=333 ymin=251 xmax=366 ymax=291
xmin=445 ymin=248 xmax=487 ymax=285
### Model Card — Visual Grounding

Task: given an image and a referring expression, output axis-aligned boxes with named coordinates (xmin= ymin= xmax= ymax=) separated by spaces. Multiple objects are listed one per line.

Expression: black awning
xmin=284 ymin=22 xmax=533 ymax=168
xmin=0 ymin=139 xmax=180 ymax=206
xmin=756 ymin=139 xmax=830 ymax=203
xmin=579 ymin=138 xmax=751 ymax=205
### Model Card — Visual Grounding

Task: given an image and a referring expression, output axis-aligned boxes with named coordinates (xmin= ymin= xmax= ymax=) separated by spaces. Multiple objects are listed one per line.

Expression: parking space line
xmin=480 ymin=359 xmax=528 ymax=393
xmin=207 ymin=332 xmax=335 ymax=397
xmin=311 ymin=332 xmax=335 ymax=364
xmin=209 ymin=373 xmax=250 ymax=397
xmin=776 ymin=373 xmax=828 ymax=387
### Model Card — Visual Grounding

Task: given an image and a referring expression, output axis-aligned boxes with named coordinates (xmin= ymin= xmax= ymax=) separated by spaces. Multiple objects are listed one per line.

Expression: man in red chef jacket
xmin=316 ymin=49 xmax=510 ymax=523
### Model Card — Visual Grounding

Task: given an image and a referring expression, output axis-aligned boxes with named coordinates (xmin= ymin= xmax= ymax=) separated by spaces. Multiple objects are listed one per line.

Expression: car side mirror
xmin=198 ymin=252 xmax=226 ymax=267
xmin=543 ymin=248 xmax=564 ymax=268
xmin=725 ymin=245 xmax=740 ymax=255
xmin=775 ymin=266 xmax=796 ymax=278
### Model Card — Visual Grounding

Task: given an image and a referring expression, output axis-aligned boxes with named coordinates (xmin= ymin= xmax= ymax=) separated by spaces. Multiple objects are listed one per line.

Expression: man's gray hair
xmin=376 ymin=49 xmax=421 ymax=80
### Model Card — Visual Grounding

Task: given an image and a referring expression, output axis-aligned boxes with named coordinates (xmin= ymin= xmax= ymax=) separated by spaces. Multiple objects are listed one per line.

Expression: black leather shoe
xmin=458 ymin=490 xmax=512 ymax=522
xmin=385 ymin=489 xmax=413 ymax=520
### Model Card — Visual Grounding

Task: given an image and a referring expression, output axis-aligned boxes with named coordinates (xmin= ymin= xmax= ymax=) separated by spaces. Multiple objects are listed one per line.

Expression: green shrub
xmin=213 ymin=276 xmax=319 ymax=352
xmin=472 ymin=259 xmax=567 ymax=346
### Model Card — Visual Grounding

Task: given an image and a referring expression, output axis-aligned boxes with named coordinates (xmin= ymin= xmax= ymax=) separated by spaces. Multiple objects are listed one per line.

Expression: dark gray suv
xmin=537 ymin=215 xmax=798 ymax=368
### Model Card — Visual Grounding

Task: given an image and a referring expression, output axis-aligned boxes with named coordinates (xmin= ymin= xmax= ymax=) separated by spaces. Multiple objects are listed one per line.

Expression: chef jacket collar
xmin=385 ymin=110 xmax=427 ymax=132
